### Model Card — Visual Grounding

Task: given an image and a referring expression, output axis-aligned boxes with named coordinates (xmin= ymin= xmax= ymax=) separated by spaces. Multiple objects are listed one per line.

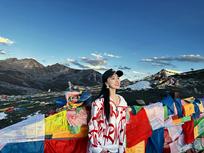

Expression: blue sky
xmin=0 ymin=0 xmax=204 ymax=80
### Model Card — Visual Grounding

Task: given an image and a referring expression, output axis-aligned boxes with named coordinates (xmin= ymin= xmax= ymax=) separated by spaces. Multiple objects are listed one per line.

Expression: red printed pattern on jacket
xmin=88 ymin=96 xmax=127 ymax=153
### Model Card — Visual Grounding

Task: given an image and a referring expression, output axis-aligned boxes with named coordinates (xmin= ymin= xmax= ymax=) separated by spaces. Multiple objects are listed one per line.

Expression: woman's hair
xmin=96 ymin=69 xmax=123 ymax=122
xmin=96 ymin=83 xmax=110 ymax=122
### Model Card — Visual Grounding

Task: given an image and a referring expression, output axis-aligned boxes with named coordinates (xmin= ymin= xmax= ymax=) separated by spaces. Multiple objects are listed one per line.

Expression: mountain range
xmin=0 ymin=58 xmax=204 ymax=97
xmin=0 ymin=58 xmax=102 ymax=95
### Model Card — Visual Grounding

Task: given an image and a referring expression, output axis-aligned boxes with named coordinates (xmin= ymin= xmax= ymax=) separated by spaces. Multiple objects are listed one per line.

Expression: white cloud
xmin=0 ymin=36 xmax=14 ymax=45
xmin=0 ymin=49 xmax=6 ymax=54
xmin=132 ymin=71 xmax=147 ymax=75
xmin=65 ymin=58 xmax=87 ymax=68
xmin=141 ymin=58 xmax=175 ymax=67
xmin=65 ymin=52 xmax=121 ymax=71
xmin=118 ymin=66 xmax=131 ymax=70
xmin=178 ymin=54 xmax=204 ymax=62
xmin=80 ymin=56 xmax=107 ymax=66
xmin=141 ymin=54 xmax=204 ymax=67
xmin=67 ymin=58 xmax=75 ymax=63
xmin=84 ymin=65 xmax=108 ymax=71
xmin=104 ymin=52 xmax=120 ymax=58
xmin=91 ymin=53 xmax=103 ymax=59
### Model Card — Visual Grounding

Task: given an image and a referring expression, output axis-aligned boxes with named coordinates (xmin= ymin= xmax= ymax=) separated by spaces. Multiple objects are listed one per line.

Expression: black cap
xmin=102 ymin=69 xmax=123 ymax=83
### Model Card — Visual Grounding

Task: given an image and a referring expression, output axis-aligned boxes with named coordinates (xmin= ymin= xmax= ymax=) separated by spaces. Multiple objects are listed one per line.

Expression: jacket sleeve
xmin=88 ymin=100 xmax=104 ymax=153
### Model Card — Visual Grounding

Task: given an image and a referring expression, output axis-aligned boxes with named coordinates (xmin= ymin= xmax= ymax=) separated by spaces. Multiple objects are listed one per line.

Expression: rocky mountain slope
xmin=0 ymin=58 xmax=102 ymax=95
xmin=147 ymin=69 xmax=204 ymax=95
xmin=121 ymin=69 xmax=204 ymax=104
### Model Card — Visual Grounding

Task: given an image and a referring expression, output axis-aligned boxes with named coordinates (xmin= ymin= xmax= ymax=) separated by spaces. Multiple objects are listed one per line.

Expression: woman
xmin=88 ymin=69 xmax=128 ymax=153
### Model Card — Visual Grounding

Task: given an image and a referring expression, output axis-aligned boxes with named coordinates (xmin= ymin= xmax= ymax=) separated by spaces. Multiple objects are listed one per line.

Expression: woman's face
xmin=106 ymin=73 xmax=121 ymax=89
